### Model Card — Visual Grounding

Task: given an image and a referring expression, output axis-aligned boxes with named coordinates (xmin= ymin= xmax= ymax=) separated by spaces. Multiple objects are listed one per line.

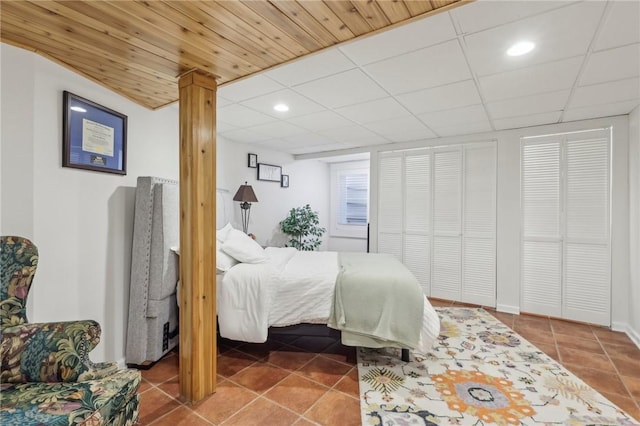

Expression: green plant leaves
xmin=279 ymin=204 xmax=326 ymax=251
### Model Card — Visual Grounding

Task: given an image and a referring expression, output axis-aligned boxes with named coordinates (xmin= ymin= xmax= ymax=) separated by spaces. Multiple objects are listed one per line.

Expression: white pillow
xmin=222 ymin=229 xmax=266 ymax=264
xmin=216 ymin=222 xmax=234 ymax=243
xmin=216 ymin=239 xmax=239 ymax=272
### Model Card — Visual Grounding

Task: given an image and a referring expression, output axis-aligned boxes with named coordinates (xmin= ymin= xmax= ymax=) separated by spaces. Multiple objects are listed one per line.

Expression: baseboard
xmin=611 ymin=321 xmax=640 ymax=350
xmin=496 ymin=304 xmax=520 ymax=315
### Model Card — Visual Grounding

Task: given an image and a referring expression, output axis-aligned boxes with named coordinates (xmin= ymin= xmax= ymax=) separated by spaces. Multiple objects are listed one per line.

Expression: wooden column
xmin=178 ymin=70 xmax=217 ymax=402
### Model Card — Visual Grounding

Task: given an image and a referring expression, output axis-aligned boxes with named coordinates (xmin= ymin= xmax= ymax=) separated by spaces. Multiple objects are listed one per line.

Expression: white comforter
xmin=217 ymin=247 xmax=440 ymax=354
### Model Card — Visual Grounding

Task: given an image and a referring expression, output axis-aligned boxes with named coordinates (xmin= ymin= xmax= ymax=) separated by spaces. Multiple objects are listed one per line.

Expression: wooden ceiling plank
xmin=375 ymin=0 xmax=411 ymax=23
xmin=403 ymin=0 xmax=435 ymax=16
xmin=162 ymin=1 xmax=293 ymax=65
xmin=349 ymin=0 xmax=391 ymax=30
xmin=296 ymin=1 xmax=356 ymax=42
xmin=102 ymin=1 xmax=262 ymax=77
xmin=269 ymin=1 xmax=339 ymax=47
xmin=237 ymin=0 xmax=322 ymax=53
xmin=323 ymin=1 xmax=375 ymax=35
xmin=0 ymin=10 xmax=182 ymax=79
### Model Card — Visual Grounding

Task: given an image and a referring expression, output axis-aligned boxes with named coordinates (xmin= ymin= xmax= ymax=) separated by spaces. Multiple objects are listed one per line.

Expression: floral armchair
xmin=0 ymin=236 xmax=141 ymax=425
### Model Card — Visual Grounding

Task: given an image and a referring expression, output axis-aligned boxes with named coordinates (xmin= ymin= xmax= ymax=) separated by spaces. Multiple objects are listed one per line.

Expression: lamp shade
xmin=233 ymin=182 xmax=258 ymax=203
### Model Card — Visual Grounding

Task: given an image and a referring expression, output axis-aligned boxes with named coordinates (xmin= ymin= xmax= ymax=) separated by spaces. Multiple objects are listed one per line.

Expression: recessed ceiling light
xmin=70 ymin=106 xmax=87 ymax=112
xmin=273 ymin=103 xmax=289 ymax=112
xmin=507 ymin=41 xmax=535 ymax=56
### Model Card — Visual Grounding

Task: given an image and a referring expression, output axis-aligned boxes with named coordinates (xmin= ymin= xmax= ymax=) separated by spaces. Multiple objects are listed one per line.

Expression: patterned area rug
xmin=358 ymin=308 xmax=639 ymax=426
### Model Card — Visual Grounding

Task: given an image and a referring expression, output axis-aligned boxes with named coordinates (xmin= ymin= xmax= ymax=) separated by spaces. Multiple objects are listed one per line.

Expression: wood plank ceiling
xmin=1 ymin=0 xmax=466 ymax=110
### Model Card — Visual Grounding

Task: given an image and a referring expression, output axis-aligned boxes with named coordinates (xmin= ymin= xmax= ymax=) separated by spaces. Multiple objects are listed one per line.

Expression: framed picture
xmin=281 ymin=174 xmax=289 ymax=188
xmin=257 ymin=163 xmax=282 ymax=182
xmin=248 ymin=153 xmax=257 ymax=168
xmin=62 ymin=91 xmax=127 ymax=175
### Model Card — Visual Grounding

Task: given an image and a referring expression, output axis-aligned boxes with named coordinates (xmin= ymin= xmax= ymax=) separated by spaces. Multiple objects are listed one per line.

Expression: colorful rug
xmin=358 ymin=307 xmax=639 ymax=426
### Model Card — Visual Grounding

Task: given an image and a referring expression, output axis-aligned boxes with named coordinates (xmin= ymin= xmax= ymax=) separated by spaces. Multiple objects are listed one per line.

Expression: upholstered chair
xmin=0 ymin=236 xmax=141 ymax=425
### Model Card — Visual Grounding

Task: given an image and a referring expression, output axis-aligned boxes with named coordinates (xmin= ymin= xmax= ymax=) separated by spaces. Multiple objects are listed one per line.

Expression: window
xmin=330 ymin=160 xmax=370 ymax=238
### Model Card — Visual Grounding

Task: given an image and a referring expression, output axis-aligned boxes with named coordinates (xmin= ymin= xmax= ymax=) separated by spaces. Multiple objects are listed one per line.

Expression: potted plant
xmin=279 ymin=204 xmax=326 ymax=251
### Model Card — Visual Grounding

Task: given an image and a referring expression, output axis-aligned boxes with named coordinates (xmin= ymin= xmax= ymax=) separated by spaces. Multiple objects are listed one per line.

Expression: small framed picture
xmin=248 ymin=153 xmax=257 ymax=168
xmin=257 ymin=163 xmax=282 ymax=182
xmin=281 ymin=174 xmax=289 ymax=188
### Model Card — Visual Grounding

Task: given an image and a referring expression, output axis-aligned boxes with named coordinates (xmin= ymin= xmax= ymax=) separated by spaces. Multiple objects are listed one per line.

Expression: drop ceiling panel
xmin=266 ymin=49 xmax=355 ymax=86
xmin=570 ymin=77 xmax=640 ymax=109
xmin=290 ymin=142 xmax=353 ymax=155
xmin=293 ymin=68 xmax=388 ymax=108
xmin=449 ymin=1 xmax=568 ymax=35
xmin=218 ymin=128 xmax=272 ymax=144
xmin=417 ymin=104 xmax=489 ymax=128
xmin=432 ymin=120 xmax=492 ymax=137
xmin=463 ymin=1 xmax=604 ymax=77
xmin=335 ymin=97 xmax=410 ymax=124
xmin=593 ymin=1 xmax=640 ymax=51
xmin=366 ymin=115 xmax=437 ymax=142
xmin=486 ymin=90 xmax=571 ymax=119
xmin=288 ymin=110 xmax=355 ymax=132
xmin=494 ymin=111 xmax=561 ymax=130
xmin=563 ymin=99 xmax=639 ymax=122
xmin=216 ymin=121 xmax=238 ymax=134
xmin=217 ymin=104 xmax=277 ymax=127
xmin=364 ymin=39 xmax=471 ymax=95
xmin=318 ymin=125 xmax=388 ymax=144
xmin=480 ymin=56 xmax=583 ymax=102
xmin=246 ymin=121 xmax=308 ymax=138
xmin=218 ymin=75 xmax=284 ymax=102
xmin=580 ymin=43 xmax=640 ymax=86
xmin=338 ymin=11 xmax=456 ymax=66
xmin=240 ymin=89 xmax=325 ymax=118
xmin=283 ymin=133 xmax=337 ymax=147
xmin=395 ymin=79 xmax=482 ymax=115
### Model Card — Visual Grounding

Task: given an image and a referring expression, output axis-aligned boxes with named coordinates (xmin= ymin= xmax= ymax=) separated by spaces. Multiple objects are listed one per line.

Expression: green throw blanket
xmin=328 ymin=252 xmax=424 ymax=349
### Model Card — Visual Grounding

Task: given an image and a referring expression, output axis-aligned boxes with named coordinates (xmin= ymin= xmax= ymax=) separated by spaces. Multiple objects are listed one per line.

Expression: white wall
xmin=629 ymin=106 xmax=640 ymax=346
xmin=360 ymin=116 xmax=631 ymax=327
xmin=217 ymin=136 xmax=330 ymax=249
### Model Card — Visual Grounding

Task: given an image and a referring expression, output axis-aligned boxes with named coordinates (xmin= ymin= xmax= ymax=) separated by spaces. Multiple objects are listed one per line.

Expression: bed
xmin=125 ymin=176 xmax=440 ymax=366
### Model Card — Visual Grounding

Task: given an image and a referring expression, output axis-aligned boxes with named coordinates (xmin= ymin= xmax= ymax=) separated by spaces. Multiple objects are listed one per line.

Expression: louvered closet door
xmin=404 ymin=150 xmax=430 ymax=295
xmin=521 ymin=138 xmax=563 ymax=317
xmin=431 ymin=147 xmax=462 ymax=301
xmin=563 ymin=130 xmax=610 ymax=325
xmin=378 ymin=153 xmax=403 ymax=260
xmin=462 ymin=143 xmax=496 ymax=307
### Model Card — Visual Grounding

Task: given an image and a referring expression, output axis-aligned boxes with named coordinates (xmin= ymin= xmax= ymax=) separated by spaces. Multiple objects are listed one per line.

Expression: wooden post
xmin=178 ymin=70 xmax=217 ymax=402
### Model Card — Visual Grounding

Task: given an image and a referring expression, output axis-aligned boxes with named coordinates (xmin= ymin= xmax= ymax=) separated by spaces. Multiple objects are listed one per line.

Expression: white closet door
xmin=521 ymin=139 xmax=562 ymax=316
xmin=462 ymin=143 xmax=496 ymax=307
xmin=404 ymin=150 xmax=430 ymax=295
xmin=563 ymin=130 xmax=610 ymax=325
xmin=378 ymin=153 xmax=403 ymax=260
xmin=431 ymin=147 xmax=462 ymax=301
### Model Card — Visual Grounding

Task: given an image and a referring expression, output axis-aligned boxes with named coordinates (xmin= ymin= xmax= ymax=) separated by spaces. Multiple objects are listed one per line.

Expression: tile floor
xmin=137 ymin=299 xmax=640 ymax=425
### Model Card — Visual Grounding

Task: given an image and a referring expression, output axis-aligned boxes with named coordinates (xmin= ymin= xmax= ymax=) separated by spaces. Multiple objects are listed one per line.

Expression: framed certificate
xmin=248 ymin=153 xmax=257 ymax=168
xmin=62 ymin=91 xmax=127 ymax=175
xmin=257 ymin=163 xmax=282 ymax=182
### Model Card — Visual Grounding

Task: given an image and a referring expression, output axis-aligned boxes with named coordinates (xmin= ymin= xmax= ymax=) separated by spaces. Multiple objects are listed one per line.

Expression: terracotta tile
xmin=263 ymin=349 xmax=316 ymax=371
xmin=553 ymin=332 xmax=606 ymax=354
xmin=138 ymin=387 xmax=181 ymax=425
xmin=147 ymin=406 xmax=211 ymax=426
xmin=559 ymin=347 xmax=616 ymax=373
xmin=428 ymin=298 xmax=453 ymax=307
xmin=224 ymin=397 xmax=300 ymax=426
xmin=264 ymin=374 xmax=329 ymax=414
xmin=321 ymin=342 xmax=357 ymax=366
xmin=489 ymin=311 xmax=515 ymax=328
xmin=334 ymin=367 xmax=360 ymax=398
xmin=611 ymin=356 xmax=640 ymax=379
xmin=217 ymin=349 xmax=257 ymax=377
xmin=514 ymin=314 xmax=551 ymax=331
xmin=157 ymin=375 xmax=180 ymax=400
xmin=296 ymin=355 xmax=353 ymax=387
xmin=620 ymin=375 xmax=640 ymax=400
xmin=139 ymin=378 xmax=153 ymax=393
xmin=564 ymin=365 xmax=629 ymax=396
xmin=141 ymin=354 xmax=179 ymax=385
xmin=290 ymin=336 xmax=338 ymax=353
xmin=236 ymin=340 xmax=285 ymax=359
xmin=513 ymin=324 xmax=556 ymax=345
xmin=592 ymin=327 xmax=636 ymax=346
xmin=600 ymin=392 xmax=640 ymax=422
xmin=551 ymin=319 xmax=596 ymax=340
xmin=191 ymin=380 xmax=257 ymax=424
xmin=602 ymin=341 xmax=640 ymax=362
xmin=305 ymin=390 xmax=361 ymax=426
xmin=230 ymin=362 xmax=289 ymax=393
xmin=293 ymin=418 xmax=318 ymax=426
